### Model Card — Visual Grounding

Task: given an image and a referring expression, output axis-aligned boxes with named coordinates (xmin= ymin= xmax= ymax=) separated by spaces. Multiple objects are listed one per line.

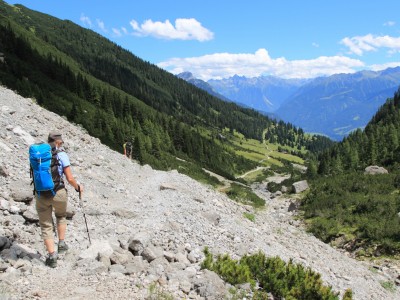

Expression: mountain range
xmin=179 ymin=68 xmax=400 ymax=140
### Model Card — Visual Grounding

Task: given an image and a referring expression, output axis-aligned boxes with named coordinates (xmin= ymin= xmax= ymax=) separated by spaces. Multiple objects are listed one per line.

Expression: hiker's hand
xmin=75 ymin=184 xmax=84 ymax=194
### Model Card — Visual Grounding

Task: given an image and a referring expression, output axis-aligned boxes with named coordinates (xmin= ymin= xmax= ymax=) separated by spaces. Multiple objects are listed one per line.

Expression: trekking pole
xmin=78 ymin=187 xmax=91 ymax=245
xmin=52 ymin=213 xmax=58 ymax=239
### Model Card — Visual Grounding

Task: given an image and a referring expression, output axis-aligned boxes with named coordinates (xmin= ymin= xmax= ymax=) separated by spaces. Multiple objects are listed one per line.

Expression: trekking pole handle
xmin=75 ymin=184 xmax=81 ymax=199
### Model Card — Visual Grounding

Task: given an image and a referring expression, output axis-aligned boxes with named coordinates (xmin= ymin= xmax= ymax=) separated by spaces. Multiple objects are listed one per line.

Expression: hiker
xmin=123 ymin=139 xmax=132 ymax=159
xmin=35 ymin=132 xmax=83 ymax=268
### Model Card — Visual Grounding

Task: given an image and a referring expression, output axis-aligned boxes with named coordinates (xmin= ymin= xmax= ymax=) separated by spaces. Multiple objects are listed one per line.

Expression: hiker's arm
xmin=64 ymin=166 xmax=84 ymax=193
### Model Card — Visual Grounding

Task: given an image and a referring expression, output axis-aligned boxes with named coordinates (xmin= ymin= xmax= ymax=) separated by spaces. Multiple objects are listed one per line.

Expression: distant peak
xmin=177 ymin=72 xmax=194 ymax=80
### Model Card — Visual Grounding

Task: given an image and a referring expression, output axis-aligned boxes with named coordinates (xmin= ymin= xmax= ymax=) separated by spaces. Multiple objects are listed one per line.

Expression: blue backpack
xmin=29 ymin=143 xmax=64 ymax=196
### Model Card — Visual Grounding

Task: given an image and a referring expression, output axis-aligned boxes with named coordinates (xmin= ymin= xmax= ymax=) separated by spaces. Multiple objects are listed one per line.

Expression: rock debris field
xmin=0 ymin=86 xmax=399 ymax=300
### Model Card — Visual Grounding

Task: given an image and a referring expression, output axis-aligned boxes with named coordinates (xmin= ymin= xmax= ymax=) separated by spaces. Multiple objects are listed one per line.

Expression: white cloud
xmin=129 ymin=18 xmax=214 ymax=41
xmin=80 ymin=13 xmax=92 ymax=28
xmin=369 ymin=62 xmax=400 ymax=71
xmin=158 ymin=48 xmax=365 ymax=80
xmin=96 ymin=19 xmax=107 ymax=33
xmin=112 ymin=28 xmax=122 ymax=37
xmin=341 ymin=34 xmax=400 ymax=56
xmin=312 ymin=42 xmax=319 ymax=48
xmin=384 ymin=21 xmax=396 ymax=27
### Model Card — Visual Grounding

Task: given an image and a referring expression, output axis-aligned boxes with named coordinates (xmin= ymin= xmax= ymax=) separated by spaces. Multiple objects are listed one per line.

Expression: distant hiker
xmin=123 ymin=140 xmax=132 ymax=159
xmin=30 ymin=132 xmax=83 ymax=268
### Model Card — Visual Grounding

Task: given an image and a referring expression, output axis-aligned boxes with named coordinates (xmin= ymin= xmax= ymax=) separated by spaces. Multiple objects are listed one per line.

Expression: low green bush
xmin=225 ymin=183 xmax=265 ymax=208
xmin=201 ymin=248 xmax=352 ymax=300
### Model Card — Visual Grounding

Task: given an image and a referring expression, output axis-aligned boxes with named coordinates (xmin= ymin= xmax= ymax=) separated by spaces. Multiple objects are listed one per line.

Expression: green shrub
xmin=225 ymin=183 xmax=265 ymax=208
xmin=201 ymin=248 xmax=254 ymax=286
xmin=380 ymin=281 xmax=396 ymax=292
xmin=342 ymin=289 xmax=353 ymax=300
xmin=201 ymin=249 xmax=351 ymax=300
xmin=243 ymin=212 xmax=255 ymax=222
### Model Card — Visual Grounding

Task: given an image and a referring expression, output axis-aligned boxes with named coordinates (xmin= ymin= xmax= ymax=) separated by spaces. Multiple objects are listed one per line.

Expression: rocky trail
xmin=0 ymin=86 xmax=399 ymax=299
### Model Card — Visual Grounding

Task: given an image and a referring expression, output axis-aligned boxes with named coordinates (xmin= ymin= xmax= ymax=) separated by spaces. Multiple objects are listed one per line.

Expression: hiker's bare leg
xmin=44 ymin=239 xmax=55 ymax=253
xmin=57 ymin=223 xmax=67 ymax=240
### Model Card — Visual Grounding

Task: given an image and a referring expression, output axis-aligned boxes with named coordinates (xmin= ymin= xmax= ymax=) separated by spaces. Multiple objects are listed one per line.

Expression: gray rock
xmin=175 ymin=252 xmax=190 ymax=266
xmin=0 ymin=236 xmax=11 ymax=250
xmin=159 ymin=183 xmax=177 ymax=191
xmin=109 ymin=263 xmax=126 ymax=274
xmin=128 ymin=231 xmax=152 ymax=256
xmin=9 ymin=205 xmax=20 ymax=214
xmin=10 ymin=181 xmax=33 ymax=203
xmin=202 ymin=212 xmax=220 ymax=225
xmin=109 ymin=248 xmax=135 ymax=265
xmin=124 ymin=256 xmax=149 ymax=275
xmin=193 ymin=270 xmax=227 ymax=299
xmin=0 ymin=262 xmax=8 ymax=272
xmin=163 ymin=250 xmax=175 ymax=262
xmin=97 ymin=253 xmax=111 ymax=267
xmin=292 ymin=180 xmax=309 ymax=194
xmin=112 ymin=209 xmax=136 ymax=219
xmin=180 ymin=280 xmax=192 ymax=294
xmin=0 ymin=165 xmax=9 ymax=177
xmin=147 ymin=257 xmax=169 ymax=277
xmin=288 ymin=200 xmax=300 ymax=212
xmin=66 ymin=205 xmax=76 ymax=219
xmin=142 ymin=245 xmax=163 ymax=262
xmin=79 ymin=240 xmax=113 ymax=260
xmin=364 ymin=165 xmax=389 ymax=175
xmin=4 ymin=214 xmax=26 ymax=225
xmin=0 ymin=199 xmax=10 ymax=210
xmin=22 ymin=206 xmax=39 ymax=222
xmin=13 ymin=259 xmax=32 ymax=273
xmin=9 ymin=243 xmax=41 ymax=260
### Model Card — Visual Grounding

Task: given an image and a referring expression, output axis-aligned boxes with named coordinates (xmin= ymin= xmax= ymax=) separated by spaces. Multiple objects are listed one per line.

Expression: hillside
xmin=300 ymin=88 xmax=400 ymax=264
xmin=1 ymin=86 xmax=399 ymax=299
xmin=317 ymin=87 xmax=400 ymax=174
xmin=0 ymin=0 xmax=278 ymax=180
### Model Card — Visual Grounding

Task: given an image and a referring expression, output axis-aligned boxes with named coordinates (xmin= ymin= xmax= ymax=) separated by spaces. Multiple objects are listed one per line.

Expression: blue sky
xmin=5 ymin=0 xmax=400 ymax=80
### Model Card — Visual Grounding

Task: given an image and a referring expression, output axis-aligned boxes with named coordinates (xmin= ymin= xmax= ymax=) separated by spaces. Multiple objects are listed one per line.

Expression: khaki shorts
xmin=35 ymin=189 xmax=68 ymax=240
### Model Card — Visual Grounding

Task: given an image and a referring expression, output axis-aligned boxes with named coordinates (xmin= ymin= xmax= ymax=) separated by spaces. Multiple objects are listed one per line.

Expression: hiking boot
xmin=58 ymin=240 xmax=69 ymax=253
xmin=45 ymin=252 xmax=57 ymax=268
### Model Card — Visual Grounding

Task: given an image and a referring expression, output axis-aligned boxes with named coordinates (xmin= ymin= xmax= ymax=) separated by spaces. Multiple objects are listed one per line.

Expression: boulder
xmin=79 ymin=240 xmax=113 ymax=260
xmin=364 ymin=165 xmax=388 ymax=175
xmin=292 ymin=180 xmax=309 ymax=194
xmin=109 ymin=248 xmax=135 ymax=265
xmin=288 ymin=200 xmax=300 ymax=212
xmin=124 ymin=256 xmax=149 ymax=275
xmin=22 ymin=206 xmax=39 ymax=223
xmin=10 ymin=180 xmax=33 ymax=203
xmin=193 ymin=270 xmax=227 ymax=299
xmin=141 ymin=245 xmax=163 ymax=262
xmin=0 ymin=236 xmax=11 ymax=251
xmin=128 ymin=231 xmax=152 ymax=256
